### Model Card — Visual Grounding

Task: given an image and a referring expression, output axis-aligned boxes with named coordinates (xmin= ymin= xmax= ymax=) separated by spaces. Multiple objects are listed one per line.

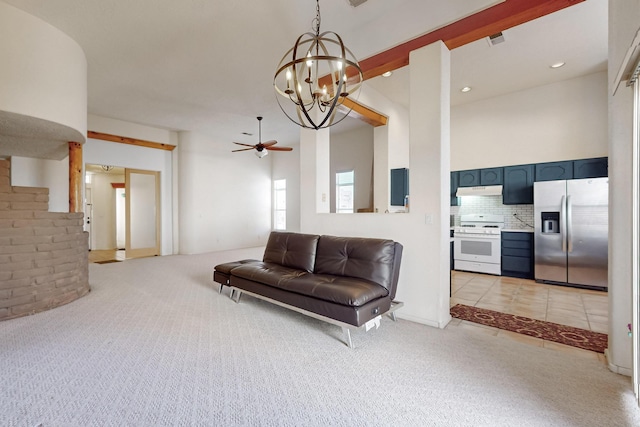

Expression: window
xmin=336 ymin=170 xmax=354 ymax=213
xmin=273 ymin=179 xmax=286 ymax=230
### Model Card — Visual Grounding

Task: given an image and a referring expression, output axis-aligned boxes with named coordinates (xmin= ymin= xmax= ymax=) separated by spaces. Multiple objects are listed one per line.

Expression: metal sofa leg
xmin=342 ymin=327 xmax=353 ymax=349
xmin=232 ymin=290 xmax=242 ymax=303
xmin=389 ymin=311 xmax=397 ymax=322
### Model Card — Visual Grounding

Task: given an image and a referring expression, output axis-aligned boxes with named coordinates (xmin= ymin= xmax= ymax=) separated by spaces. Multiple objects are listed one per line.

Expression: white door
xmin=125 ymin=168 xmax=160 ymax=259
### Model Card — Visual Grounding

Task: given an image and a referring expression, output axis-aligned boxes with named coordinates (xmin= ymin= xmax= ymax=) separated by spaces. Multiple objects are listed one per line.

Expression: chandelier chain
xmin=312 ymin=0 xmax=321 ymax=36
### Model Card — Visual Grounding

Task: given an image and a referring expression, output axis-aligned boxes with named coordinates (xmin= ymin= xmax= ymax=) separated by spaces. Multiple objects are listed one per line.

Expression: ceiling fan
xmin=232 ymin=116 xmax=293 ymax=158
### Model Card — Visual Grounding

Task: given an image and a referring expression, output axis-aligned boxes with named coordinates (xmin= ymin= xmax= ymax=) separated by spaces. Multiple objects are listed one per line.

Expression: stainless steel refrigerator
xmin=534 ymin=177 xmax=608 ymax=290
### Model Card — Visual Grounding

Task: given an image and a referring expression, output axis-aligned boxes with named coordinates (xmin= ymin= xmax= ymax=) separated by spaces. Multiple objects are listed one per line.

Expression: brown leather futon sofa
xmin=213 ymin=231 xmax=403 ymax=348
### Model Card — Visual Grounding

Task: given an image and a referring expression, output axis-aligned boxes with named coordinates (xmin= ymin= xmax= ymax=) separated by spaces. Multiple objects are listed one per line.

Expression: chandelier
xmin=274 ymin=0 xmax=363 ymax=130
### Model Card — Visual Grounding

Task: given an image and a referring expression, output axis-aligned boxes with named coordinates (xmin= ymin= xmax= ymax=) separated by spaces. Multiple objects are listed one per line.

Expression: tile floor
xmin=88 ymin=249 xmax=126 ymax=263
xmin=448 ymin=270 xmax=609 ymax=363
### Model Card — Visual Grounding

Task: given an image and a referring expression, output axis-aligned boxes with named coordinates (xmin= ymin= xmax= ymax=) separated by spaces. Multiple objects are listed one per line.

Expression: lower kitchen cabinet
xmin=501 ymin=232 xmax=534 ymax=279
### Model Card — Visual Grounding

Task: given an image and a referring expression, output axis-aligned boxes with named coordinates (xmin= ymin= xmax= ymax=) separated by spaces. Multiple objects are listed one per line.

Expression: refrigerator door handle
xmin=561 ymin=195 xmax=567 ymax=252
xmin=567 ymin=195 xmax=573 ymax=253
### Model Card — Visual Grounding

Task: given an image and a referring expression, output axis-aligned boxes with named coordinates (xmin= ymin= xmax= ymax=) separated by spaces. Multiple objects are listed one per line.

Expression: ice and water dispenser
xmin=541 ymin=212 xmax=559 ymax=234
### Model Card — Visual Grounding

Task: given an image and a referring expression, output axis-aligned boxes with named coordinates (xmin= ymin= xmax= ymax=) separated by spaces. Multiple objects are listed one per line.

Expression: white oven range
xmin=453 ymin=214 xmax=504 ymax=275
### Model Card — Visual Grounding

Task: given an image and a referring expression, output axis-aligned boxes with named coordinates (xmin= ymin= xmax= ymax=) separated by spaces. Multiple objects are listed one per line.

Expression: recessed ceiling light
xmin=550 ymin=62 xmax=565 ymax=69
xmin=461 ymin=86 xmax=472 ymax=93
xmin=382 ymin=71 xmax=393 ymax=77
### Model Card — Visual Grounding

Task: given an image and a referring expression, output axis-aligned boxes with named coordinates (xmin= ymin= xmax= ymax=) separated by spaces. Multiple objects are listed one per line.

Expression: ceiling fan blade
xmin=233 ymin=142 xmax=256 ymax=148
xmin=232 ymin=148 xmax=255 ymax=152
xmin=261 ymin=140 xmax=278 ymax=147
xmin=266 ymin=146 xmax=293 ymax=151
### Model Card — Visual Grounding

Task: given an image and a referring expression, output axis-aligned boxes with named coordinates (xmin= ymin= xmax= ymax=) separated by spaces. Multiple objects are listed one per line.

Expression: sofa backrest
xmin=263 ymin=231 xmax=320 ymax=273
xmin=314 ymin=235 xmax=402 ymax=298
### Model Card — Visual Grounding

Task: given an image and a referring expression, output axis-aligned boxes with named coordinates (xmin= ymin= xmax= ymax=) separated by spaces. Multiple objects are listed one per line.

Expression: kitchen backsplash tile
xmin=450 ymin=195 xmax=534 ymax=229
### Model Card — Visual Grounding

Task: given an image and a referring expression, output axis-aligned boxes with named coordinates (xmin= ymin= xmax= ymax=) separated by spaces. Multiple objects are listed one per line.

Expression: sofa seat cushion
xmin=283 ymin=274 xmax=388 ymax=307
xmin=230 ymin=262 xmax=308 ymax=287
xmin=231 ymin=262 xmax=388 ymax=307
xmin=215 ymin=259 xmax=260 ymax=275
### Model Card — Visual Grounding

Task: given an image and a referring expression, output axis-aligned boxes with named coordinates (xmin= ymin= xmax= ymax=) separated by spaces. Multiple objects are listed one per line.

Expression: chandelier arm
xmin=316 ymin=77 xmax=345 ymax=129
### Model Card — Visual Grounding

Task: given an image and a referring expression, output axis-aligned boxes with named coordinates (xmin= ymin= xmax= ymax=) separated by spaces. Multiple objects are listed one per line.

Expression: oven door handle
xmin=560 ymin=195 xmax=567 ymax=253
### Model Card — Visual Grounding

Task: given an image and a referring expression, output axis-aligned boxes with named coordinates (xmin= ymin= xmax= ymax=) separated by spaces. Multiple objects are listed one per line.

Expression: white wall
xmin=177 ymin=131 xmax=272 ymax=254
xmin=84 ymin=139 xmax=174 ymax=256
xmin=272 ymin=144 xmax=301 ymax=232
xmin=329 ymin=125 xmax=374 ymax=212
xmin=607 ymin=0 xmax=639 ymax=376
xmin=10 ymin=156 xmax=69 ymax=212
xmin=451 ymin=71 xmax=608 ymax=170
xmin=358 ymin=82 xmax=411 ymax=213
xmin=300 ymin=42 xmax=451 ymax=327
xmin=0 ymin=2 xmax=86 ymax=140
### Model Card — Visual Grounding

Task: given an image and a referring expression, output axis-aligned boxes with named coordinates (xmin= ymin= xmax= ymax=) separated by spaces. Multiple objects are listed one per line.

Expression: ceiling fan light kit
xmin=274 ymin=0 xmax=363 ymax=130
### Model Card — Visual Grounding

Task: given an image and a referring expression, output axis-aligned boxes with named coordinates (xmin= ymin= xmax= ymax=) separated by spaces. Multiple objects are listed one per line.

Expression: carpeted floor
xmin=450 ymin=304 xmax=608 ymax=353
xmin=1 ymin=249 xmax=639 ymax=426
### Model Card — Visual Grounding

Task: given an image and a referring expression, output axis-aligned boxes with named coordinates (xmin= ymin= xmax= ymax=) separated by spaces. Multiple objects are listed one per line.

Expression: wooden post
xmin=68 ymin=142 xmax=83 ymax=213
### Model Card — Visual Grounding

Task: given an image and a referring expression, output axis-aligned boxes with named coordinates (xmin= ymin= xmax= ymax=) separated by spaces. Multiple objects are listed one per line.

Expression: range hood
xmin=456 ymin=185 xmax=503 ymax=197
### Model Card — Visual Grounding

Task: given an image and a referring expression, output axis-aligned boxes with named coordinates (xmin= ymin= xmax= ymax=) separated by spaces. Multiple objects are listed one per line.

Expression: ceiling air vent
xmin=487 ymin=32 xmax=506 ymax=46
xmin=346 ymin=0 xmax=368 ymax=7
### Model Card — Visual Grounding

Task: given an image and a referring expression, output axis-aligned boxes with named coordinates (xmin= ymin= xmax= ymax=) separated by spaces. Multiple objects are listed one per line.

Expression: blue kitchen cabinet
xmin=535 ymin=161 xmax=573 ymax=181
xmin=501 ymin=232 xmax=534 ymax=279
xmin=458 ymin=169 xmax=480 ymax=187
xmin=573 ymin=157 xmax=608 ymax=179
xmin=450 ymin=171 xmax=459 ymax=206
xmin=503 ymin=164 xmax=534 ymax=205
xmin=480 ymin=167 xmax=503 ymax=185
xmin=390 ymin=168 xmax=409 ymax=206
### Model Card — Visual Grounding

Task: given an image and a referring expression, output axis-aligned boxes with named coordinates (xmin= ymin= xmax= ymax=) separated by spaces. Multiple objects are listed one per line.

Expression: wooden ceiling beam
xmin=87 ymin=130 xmax=176 ymax=151
xmin=340 ymin=98 xmax=388 ymax=127
xmin=359 ymin=0 xmax=585 ymax=81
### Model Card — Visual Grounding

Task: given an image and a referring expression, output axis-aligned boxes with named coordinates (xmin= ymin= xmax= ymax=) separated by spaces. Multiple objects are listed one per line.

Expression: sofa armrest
xmin=389 ymin=242 xmax=403 ymax=300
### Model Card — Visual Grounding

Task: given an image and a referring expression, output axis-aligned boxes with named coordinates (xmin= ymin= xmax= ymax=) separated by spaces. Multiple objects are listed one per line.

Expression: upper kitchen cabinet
xmin=503 ymin=164 xmax=534 ymax=205
xmin=573 ymin=157 xmax=608 ymax=179
xmin=458 ymin=169 xmax=480 ymax=187
xmin=535 ymin=161 xmax=573 ymax=182
xmin=451 ymin=171 xmax=459 ymax=206
xmin=480 ymin=167 xmax=503 ymax=186
xmin=390 ymin=168 xmax=409 ymax=206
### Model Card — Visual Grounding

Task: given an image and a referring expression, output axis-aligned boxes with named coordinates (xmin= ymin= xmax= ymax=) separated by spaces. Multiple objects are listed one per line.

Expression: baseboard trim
xmin=605 ymin=349 xmax=633 ymax=376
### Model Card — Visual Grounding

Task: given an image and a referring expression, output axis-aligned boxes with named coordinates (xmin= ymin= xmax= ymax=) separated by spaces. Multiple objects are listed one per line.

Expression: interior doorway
xmin=84 ymin=164 xmax=161 ymax=262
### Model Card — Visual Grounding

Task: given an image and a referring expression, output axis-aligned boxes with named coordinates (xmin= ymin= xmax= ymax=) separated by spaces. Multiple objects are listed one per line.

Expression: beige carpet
xmin=1 ymin=248 xmax=639 ymax=426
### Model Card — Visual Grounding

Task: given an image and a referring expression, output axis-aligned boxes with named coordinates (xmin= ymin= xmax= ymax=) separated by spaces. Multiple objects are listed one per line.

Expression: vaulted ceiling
xmin=1 ymin=0 xmax=607 ymax=146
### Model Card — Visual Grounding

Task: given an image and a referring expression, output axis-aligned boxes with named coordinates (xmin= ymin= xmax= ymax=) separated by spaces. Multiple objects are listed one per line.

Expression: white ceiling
xmin=2 ymin=0 xmax=607 ymax=148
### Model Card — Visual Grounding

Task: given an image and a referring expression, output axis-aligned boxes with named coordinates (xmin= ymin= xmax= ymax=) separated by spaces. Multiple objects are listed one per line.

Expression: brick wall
xmin=0 ymin=158 xmax=89 ymax=320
